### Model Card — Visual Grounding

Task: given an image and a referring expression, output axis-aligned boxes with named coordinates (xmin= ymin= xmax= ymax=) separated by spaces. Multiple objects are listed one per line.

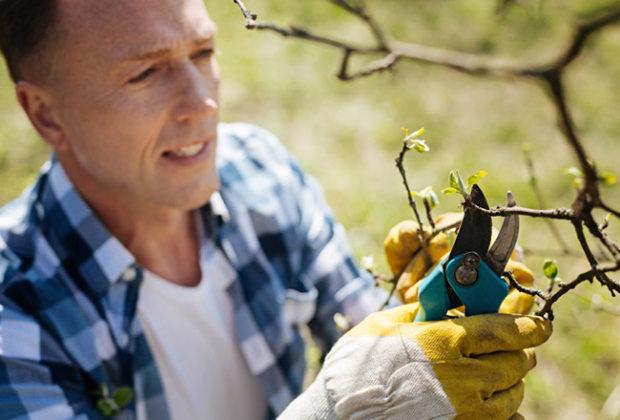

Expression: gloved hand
xmin=279 ymin=304 xmax=552 ymax=420
xmin=384 ymin=213 xmax=535 ymax=315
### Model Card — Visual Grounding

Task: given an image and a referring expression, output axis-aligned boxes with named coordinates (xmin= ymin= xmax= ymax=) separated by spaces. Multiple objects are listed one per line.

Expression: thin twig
xmin=327 ymin=0 xmax=388 ymax=49
xmin=432 ymin=219 xmax=461 ymax=237
xmin=395 ymin=143 xmax=425 ymax=229
xmin=365 ymin=267 xmax=398 ymax=309
xmin=536 ymin=261 xmax=620 ymax=319
xmin=547 ymin=277 xmax=557 ymax=295
xmin=232 ymin=0 xmax=384 ymax=53
xmin=394 ymin=142 xmax=432 ymax=267
xmin=365 ymin=268 xmax=391 ymax=286
xmin=464 ymin=200 xmax=574 ymax=220
xmin=573 ymin=220 xmax=620 ymax=296
xmin=523 ymin=147 xmax=571 ymax=253
xmin=382 ymin=278 xmax=398 ymax=309
xmin=424 ymin=199 xmax=436 ymax=230
xmin=582 ymin=212 xmax=620 ymax=258
xmin=504 ymin=271 xmax=548 ymax=301
xmin=542 ymin=73 xmax=598 ymax=201
xmin=600 ymin=201 xmax=620 ymax=219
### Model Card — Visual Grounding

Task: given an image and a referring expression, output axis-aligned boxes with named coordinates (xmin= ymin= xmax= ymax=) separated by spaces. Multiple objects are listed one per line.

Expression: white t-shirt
xmin=137 ymin=241 xmax=268 ymax=420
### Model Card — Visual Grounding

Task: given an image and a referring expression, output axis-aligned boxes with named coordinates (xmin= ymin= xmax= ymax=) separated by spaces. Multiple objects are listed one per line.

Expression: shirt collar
xmin=39 ymin=156 xmax=230 ymax=297
xmin=208 ymin=190 xmax=230 ymax=224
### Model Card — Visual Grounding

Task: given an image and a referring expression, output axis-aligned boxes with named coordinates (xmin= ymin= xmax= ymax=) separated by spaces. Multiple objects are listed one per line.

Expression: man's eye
xmin=192 ymin=48 xmax=214 ymax=60
xmin=129 ymin=66 xmax=158 ymax=84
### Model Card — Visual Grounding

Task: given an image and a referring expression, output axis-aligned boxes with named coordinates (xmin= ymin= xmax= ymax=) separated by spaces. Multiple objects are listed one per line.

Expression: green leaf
xmin=402 ymin=127 xmax=424 ymax=142
xmin=403 ymin=127 xmax=428 ymax=152
xmin=456 ymin=174 xmax=467 ymax=194
xmin=414 ymin=139 xmax=430 ymax=153
xmin=572 ymin=177 xmax=585 ymax=189
xmin=112 ymin=387 xmax=134 ymax=408
xmin=409 ymin=127 xmax=425 ymax=139
xmin=565 ymin=167 xmax=583 ymax=178
xmin=467 ymin=170 xmax=488 ymax=187
xmin=411 ymin=186 xmax=439 ymax=208
xmin=542 ymin=259 xmax=559 ymax=280
xmin=418 ymin=186 xmax=432 ymax=197
xmin=427 ymin=190 xmax=440 ymax=208
xmin=414 ymin=186 xmax=440 ymax=207
xmin=447 ymin=171 xmax=469 ymax=196
xmin=420 ymin=186 xmax=431 ymax=194
xmin=599 ymin=171 xmax=617 ymax=187
xmin=97 ymin=383 xmax=110 ymax=398
xmin=565 ymin=167 xmax=585 ymax=189
xmin=97 ymin=399 xmax=119 ymax=417
xmin=441 ymin=187 xmax=459 ymax=195
xmin=405 ymin=138 xmax=430 ymax=153
xmin=449 ymin=171 xmax=460 ymax=190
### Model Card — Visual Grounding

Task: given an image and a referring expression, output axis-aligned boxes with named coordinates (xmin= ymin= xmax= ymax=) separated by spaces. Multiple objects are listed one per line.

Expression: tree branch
xmin=327 ymin=0 xmax=388 ymax=49
xmin=232 ymin=0 xmax=384 ymax=53
xmin=582 ymin=212 xmax=620 ymax=259
xmin=464 ymin=200 xmax=574 ymax=220
xmin=554 ymin=7 xmax=620 ymax=70
xmin=573 ymin=220 xmax=620 ymax=296
xmin=536 ymin=261 xmax=620 ymax=319
xmin=600 ymin=201 xmax=620 ymax=219
xmin=233 ymin=1 xmax=620 ymax=318
xmin=505 ymin=270 xmax=548 ymax=301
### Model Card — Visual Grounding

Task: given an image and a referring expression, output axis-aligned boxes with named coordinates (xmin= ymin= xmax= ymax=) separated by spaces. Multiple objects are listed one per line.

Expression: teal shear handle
xmin=414 ymin=253 xmax=510 ymax=322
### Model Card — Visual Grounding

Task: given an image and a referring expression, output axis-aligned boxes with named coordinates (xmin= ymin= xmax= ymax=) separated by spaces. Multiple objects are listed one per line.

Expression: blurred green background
xmin=1 ymin=0 xmax=619 ymax=418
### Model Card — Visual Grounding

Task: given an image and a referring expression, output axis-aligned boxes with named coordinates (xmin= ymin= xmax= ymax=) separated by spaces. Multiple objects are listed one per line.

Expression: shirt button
xmin=119 ymin=333 xmax=130 ymax=347
xmin=121 ymin=267 xmax=137 ymax=282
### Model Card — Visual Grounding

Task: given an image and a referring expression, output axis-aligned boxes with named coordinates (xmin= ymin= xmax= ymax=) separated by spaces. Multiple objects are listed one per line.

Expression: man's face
xmin=50 ymin=0 xmax=220 ymax=210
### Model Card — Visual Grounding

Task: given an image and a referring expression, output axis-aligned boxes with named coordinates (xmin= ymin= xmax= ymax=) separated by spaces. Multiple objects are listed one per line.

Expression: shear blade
xmin=487 ymin=191 xmax=520 ymax=275
xmin=448 ymin=184 xmax=492 ymax=260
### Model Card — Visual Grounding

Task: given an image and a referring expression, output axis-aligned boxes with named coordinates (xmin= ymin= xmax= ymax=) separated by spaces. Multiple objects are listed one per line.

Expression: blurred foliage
xmin=1 ymin=0 xmax=619 ymax=418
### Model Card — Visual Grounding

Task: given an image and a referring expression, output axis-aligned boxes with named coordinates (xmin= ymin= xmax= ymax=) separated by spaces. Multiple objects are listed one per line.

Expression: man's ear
xmin=15 ymin=81 xmax=69 ymax=151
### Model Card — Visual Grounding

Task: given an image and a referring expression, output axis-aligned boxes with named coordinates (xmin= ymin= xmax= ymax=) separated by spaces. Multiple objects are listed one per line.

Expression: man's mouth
xmin=164 ymin=142 xmax=206 ymax=158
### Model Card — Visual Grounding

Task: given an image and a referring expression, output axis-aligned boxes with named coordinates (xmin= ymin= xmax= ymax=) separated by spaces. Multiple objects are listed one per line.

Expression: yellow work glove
xmin=384 ymin=213 xmax=535 ymax=315
xmin=280 ymin=304 xmax=552 ymax=420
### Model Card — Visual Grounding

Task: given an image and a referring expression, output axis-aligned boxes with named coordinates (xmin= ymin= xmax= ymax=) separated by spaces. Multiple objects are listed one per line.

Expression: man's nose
xmin=173 ymin=61 xmax=218 ymax=124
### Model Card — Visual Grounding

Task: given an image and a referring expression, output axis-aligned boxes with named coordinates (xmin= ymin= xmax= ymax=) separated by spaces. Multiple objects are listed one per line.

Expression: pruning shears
xmin=415 ymin=184 xmax=520 ymax=322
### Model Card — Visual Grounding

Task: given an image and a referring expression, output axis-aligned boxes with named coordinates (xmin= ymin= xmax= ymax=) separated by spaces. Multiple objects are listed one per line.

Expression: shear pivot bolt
xmin=455 ymin=252 xmax=481 ymax=286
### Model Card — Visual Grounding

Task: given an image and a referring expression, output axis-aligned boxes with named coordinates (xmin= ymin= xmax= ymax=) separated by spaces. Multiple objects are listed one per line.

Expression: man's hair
xmin=0 ymin=0 xmax=57 ymax=82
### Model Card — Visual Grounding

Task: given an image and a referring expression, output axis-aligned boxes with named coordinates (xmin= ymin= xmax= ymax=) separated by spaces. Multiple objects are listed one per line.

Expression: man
xmin=0 ymin=0 xmax=551 ymax=419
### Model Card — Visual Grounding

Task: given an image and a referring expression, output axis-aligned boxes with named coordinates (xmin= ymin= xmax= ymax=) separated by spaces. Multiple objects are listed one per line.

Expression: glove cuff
xmin=278 ymin=370 xmax=337 ymax=420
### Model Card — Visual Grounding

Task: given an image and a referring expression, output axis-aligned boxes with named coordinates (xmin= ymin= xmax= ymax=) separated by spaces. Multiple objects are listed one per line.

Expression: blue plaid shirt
xmin=0 ymin=122 xmax=382 ymax=419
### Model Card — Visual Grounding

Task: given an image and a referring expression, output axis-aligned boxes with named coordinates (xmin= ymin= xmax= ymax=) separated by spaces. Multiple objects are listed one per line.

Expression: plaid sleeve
xmin=295 ymin=171 xmax=385 ymax=349
xmin=242 ymin=124 xmax=385 ymax=350
xmin=0 ymin=297 xmax=101 ymax=419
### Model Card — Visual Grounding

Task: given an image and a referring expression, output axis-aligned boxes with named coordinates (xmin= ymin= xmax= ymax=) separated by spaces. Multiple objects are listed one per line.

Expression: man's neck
xmin=58 ymin=156 xmax=202 ymax=287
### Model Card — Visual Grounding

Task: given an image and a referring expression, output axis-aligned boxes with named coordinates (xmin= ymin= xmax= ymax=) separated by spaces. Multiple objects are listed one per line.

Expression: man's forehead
xmin=57 ymin=0 xmax=216 ymax=57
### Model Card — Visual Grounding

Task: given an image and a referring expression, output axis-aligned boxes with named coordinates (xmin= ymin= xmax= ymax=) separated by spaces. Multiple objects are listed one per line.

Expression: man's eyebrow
xmin=121 ymin=35 xmax=216 ymax=63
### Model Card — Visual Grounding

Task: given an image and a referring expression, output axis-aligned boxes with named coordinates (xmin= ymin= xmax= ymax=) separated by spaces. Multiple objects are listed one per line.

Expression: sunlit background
xmin=1 ymin=0 xmax=619 ymax=418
